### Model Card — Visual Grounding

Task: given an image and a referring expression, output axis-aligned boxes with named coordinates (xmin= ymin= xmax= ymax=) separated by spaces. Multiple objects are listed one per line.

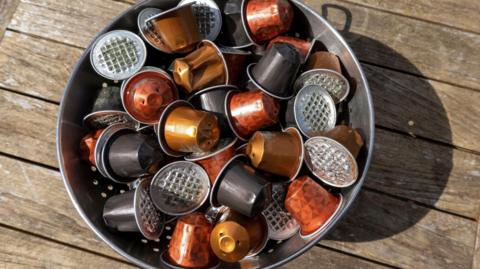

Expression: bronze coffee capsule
xmin=244 ymin=0 xmax=294 ymax=43
xmin=163 ymin=213 xmax=218 ymax=268
xmin=268 ymin=36 xmax=311 ymax=58
xmin=146 ymin=3 xmax=201 ymax=53
xmin=173 ymin=40 xmax=229 ymax=93
xmin=121 ymin=67 xmax=178 ymax=125
xmin=325 ymin=125 xmax=364 ymax=158
xmin=285 ymin=176 xmax=342 ymax=237
xmin=219 ymin=46 xmax=251 ymax=86
xmin=210 ymin=209 xmax=269 ymax=262
xmin=79 ymin=129 xmax=104 ymax=166
xmin=158 ymin=100 xmax=221 ymax=157
xmin=246 ymin=127 xmax=304 ymax=181
xmin=195 ymin=139 xmax=236 ymax=184
xmin=305 ymin=51 xmax=342 ymax=74
xmin=226 ymin=90 xmax=280 ymax=141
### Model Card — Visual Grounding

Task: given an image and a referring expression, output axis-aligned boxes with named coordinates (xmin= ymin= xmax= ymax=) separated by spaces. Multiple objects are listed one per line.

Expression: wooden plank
xmin=475 ymin=222 xmax=480 ymax=269
xmin=0 ymin=31 xmax=82 ymax=101
xmin=0 ymin=155 xmax=123 ymax=259
xmin=305 ymin=0 xmax=480 ymax=90
xmin=368 ymin=129 xmax=480 ymax=219
xmin=0 ymin=226 xmax=134 ymax=268
xmin=342 ymin=0 xmax=480 ymax=33
xmin=321 ymin=189 xmax=477 ymax=269
xmin=0 ymin=0 xmax=20 ymax=40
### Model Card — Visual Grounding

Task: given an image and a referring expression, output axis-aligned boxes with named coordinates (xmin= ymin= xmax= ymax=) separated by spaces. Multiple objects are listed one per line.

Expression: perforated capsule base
xmin=295 ymin=69 xmax=350 ymax=104
xmin=179 ymin=0 xmax=222 ymax=41
xmin=150 ymin=161 xmax=210 ymax=216
xmin=135 ymin=180 xmax=164 ymax=240
xmin=304 ymin=136 xmax=358 ymax=188
xmin=294 ymin=85 xmax=337 ymax=138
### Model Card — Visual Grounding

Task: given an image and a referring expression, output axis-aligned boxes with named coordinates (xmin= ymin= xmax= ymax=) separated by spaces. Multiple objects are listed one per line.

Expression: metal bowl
xmin=57 ymin=0 xmax=375 ymax=268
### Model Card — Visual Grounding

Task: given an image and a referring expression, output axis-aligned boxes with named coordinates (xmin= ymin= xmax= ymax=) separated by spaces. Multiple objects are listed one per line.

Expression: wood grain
xmin=0 ymin=0 xmax=19 ymax=40
xmin=0 ymin=226 xmax=134 ymax=268
xmin=475 ymin=222 xmax=480 ymax=269
xmin=305 ymin=0 xmax=480 ymax=90
xmin=341 ymin=0 xmax=480 ymax=33
xmin=322 ymin=189 xmax=477 ymax=269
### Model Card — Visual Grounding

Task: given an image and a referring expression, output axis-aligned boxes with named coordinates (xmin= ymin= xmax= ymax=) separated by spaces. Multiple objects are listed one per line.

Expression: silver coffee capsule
xmin=137 ymin=8 xmax=163 ymax=48
xmin=304 ymin=136 xmax=358 ymax=188
xmin=178 ymin=0 xmax=222 ymax=41
xmin=103 ymin=179 xmax=164 ymax=240
xmin=90 ymin=30 xmax=147 ymax=81
xmin=262 ymin=184 xmax=300 ymax=241
xmin=294 ymin=85 xmax=337 ymax=138
xmin=150 ymin=161 xmax=210 ymax=216
xmin=294 ymin=69 xmax=350 ymax=104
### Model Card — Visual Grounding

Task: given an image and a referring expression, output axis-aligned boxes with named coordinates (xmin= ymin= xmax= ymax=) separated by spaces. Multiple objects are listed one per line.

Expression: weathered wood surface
xmin=341 ymin=0 xmax=480 ymax=33
xmin=0 ymin=225 xmax=135 ymax=268
xmin=474 ymin=223 xmax=480 ymax=269
xmin=0 ymin=0 xmax=19 ymax=40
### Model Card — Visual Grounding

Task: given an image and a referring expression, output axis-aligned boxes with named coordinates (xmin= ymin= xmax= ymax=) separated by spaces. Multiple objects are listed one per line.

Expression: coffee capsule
xmin=90 ymin=30 xmax=147 ymax=81
xmin=194 ymin=139 xmax=236 ymax=184
xmin=293 ymin=85 xmax=337 ymax=138
xmin=246 ymin=127 xmax=304 ymax=181
xmin=217 ymin=0 xmax=254 ymax=48
xmin=83 ymin=86 xmax=135 ymax=129
xmin=294 ymin=69 xmax=350 ymax=104
xmin=162 ymin=213 xmax=218 ymax=268
xmin=324 ymin=125 xmax=364 ymax=158
xmin=247 ymin=43 xmax=302 ymax=100
xmin=219 ymin=46 xmax=251 ymax=86
xmin=178 ymin=0 xmax=222 ymax=41
xmin=157 ymin=100 xmax=221 ymax=157
xmin=79 ymin=129 xmax=104 ymax=166
xmin=150 ymin=161 xmax=210 ymax=216
xmin=103 ymin=179 xmax=164 ymax=240
xmin=121 ymin=67 xmax=178 ymax=125
xmin=305 ymin=51 xmax=342 ymax=74
xmin=146 ymin=3 xmax=201 ymax=53
xmin=268 ymin=36 xmax=311 ymax=58
xmin=173 ymin=40 xmax=229 ymax=93
xmin=188 ymin=85 xmax=237 ymax=115
xmin=210 ymin=155 xmax=272 ymax=217
xmin=205 ymin=206 xmax=230 ymax=224
xmin=262 ymin=184 xmax=299 ymax=240
xmin=285 ymin=176 xmax=342 ymax=237
xmin=137 ymin=8 xmax=163 ymax=48
xmin=226 ymin=90 xmax=280 ymax=141
xmin=210 ymin=209 xmax=269 ymax=262
xmin=244 ymin=0 xmax=294 ymax=43
xmin=304 ymin=136 xmax=358 ymax=188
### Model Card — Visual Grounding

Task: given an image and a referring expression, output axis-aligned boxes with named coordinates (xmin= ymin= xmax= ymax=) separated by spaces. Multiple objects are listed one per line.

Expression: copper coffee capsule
xmin=146 ymin=3 xmax=201 ymax=53
xmin=173 ymin=40 xmax=229 ymax=93
xmin=305 ymin=51 xmax=342 ymax=74
xmin=325 ymin=125 xmax=364 ymax=158
xmin=226 ymin=90 xmax=280 ymax=141
xmin=195 ymin=139 xmax=236 ymax=184
xmin=217 ymin=0 xmax=254 ymax=48
xmin=158 ymin=100 xmax=221 ymax=157
xmin=210 ymin=209 xmax=269 ymax=262
xmin=285 ymin=176 xmax=342 ymax=237
xmin=246 ymin=127 xmax=304 ymax=181
xmin=79 ymin=129 xmax=104 ymax=166
xmin=163 ymin=213 xmax=218 ymax=268
xmin=121 ymin=67 xmax=178 ymax=125
xmin=244 ymin=0 xmax=294 ymax=43
xmin=268 ymin=36 xmax=311 ymax=59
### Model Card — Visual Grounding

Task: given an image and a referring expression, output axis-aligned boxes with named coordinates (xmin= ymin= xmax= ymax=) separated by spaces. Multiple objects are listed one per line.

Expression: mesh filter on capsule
xmin=262 ymin=185 xmax=300 ymax=240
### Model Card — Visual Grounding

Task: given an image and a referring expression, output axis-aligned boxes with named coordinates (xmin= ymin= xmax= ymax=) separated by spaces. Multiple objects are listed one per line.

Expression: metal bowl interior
xmin=56 ymin=0 xmax=375 ymax=268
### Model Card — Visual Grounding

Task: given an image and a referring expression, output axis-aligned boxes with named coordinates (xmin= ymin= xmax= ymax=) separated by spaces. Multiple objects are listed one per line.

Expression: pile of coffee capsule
xmin=80 ymin=0 xmax=365 ymax=267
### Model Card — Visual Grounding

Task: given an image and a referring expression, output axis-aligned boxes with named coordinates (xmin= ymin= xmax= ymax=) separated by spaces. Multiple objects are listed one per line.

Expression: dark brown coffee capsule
xmin=247 ymin=43 xmax=302 ymax=100
xmin=157 ymin=100 xmax=221 ymax=157
xmin=194 ymin=139 xmax=236 ymax=184
xmin=244 ymin=0 xmax=294 ymax=43
xmin=163 ymin=213 xmax=218 ymax=268
xmin=79 ymin=129 xmax=104 ymax=167
xmin=305 ymin=51 xmax=342 ymax=74
xmin=178 ymin=0 xmax=223 ymax=41
xmin=188 ymin=85 xmax=237 ymax=115
xmin=219 ymin=46 xmax=251 ymax=86
xmin=210 ymin=209 xmax=269 ymax=262
xmin=217 ymin=0 xmax=254 ymax=48
xmin=121 ymin=67 xmax=178 ymax=125
xmin=325 ymin=125 xmax=364 ymax=158
xmin=146 ymin=3 xmax=201 ymax=53
xmin=268 ymin=36 xmax=311 ymax=59
xmin=285 ymin=176 xmax=343 ymax=237
xmin=210 ymin=155 xmax=272 ymax=217
xmin=226 ymin=90 xmax=280 ymax=141
xmin=246 ymin=127 xmax=304 ymax=181
xmin=173 ymin=40 xmax=229 ymax=93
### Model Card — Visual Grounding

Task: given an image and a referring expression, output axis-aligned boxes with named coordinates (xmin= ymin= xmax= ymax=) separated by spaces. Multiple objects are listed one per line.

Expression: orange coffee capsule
xmin=245 ymin=0 xmax=294 ymax=43
xmin=268 ymin=36 xmax=311 ymax=58
xmin=324 ymin=125 xmax=364 ymax=158
xmin=305 ymin=51 xmax=342 ymax=74
xmin=285 ymin=176 xmax=342 ymax=236
xmin=79 ymin=129 xmax=104 ymax=166
xmin=196 ymin=142 xmax=236 ymax=184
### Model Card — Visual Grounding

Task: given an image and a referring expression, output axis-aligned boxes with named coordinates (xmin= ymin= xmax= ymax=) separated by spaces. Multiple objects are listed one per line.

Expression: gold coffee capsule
xmin=173 ymin=40 xmax=229 ymax=93
xmin=324 ymin=125 xmax=364 ymax=158
xmin=247 ymin=127 xmax=304 ymax=180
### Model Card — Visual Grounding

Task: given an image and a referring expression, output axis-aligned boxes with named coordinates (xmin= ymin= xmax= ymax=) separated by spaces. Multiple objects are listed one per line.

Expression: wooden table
xmin=0 ymin=0 xmax=479 ymax=268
